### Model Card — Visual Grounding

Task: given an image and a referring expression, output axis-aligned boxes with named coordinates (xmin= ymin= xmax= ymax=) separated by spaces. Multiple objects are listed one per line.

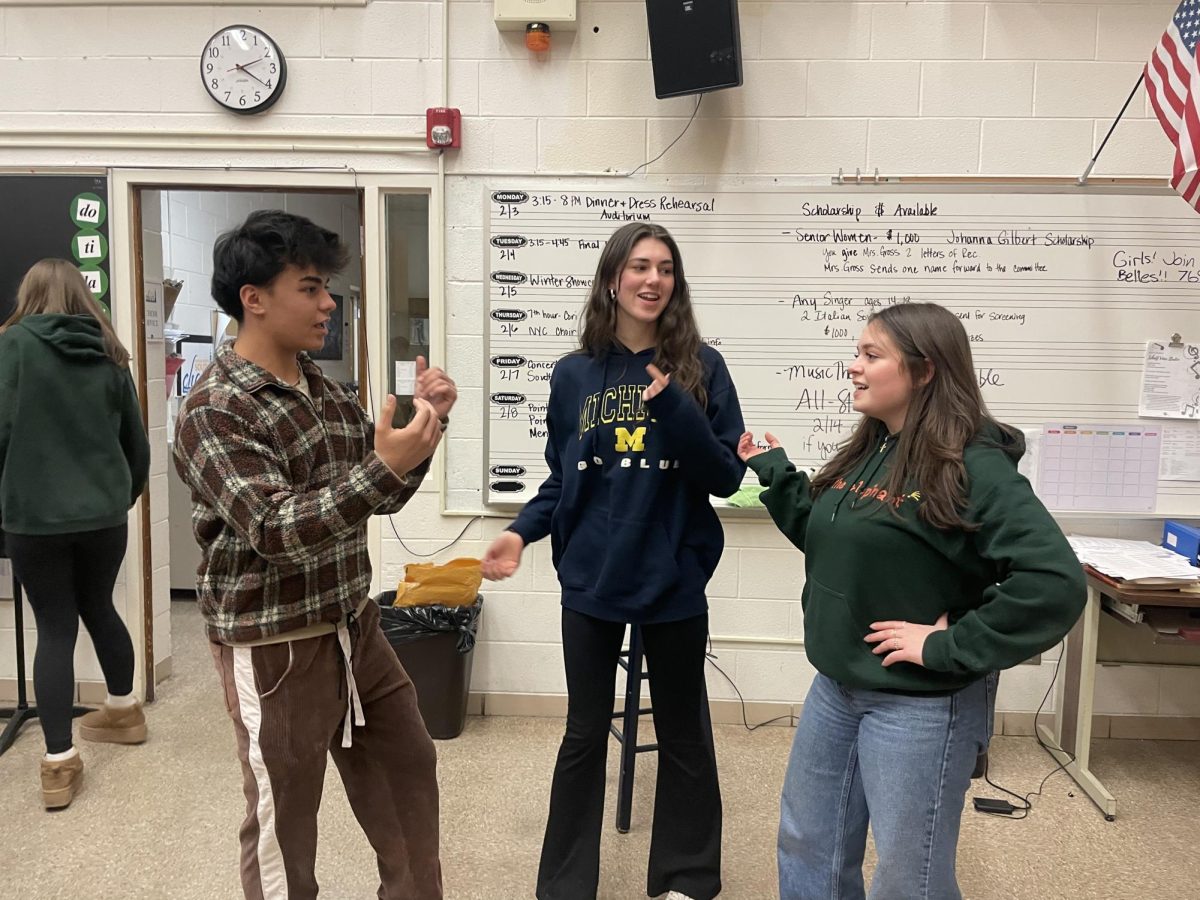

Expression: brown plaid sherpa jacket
xmin=173 ymin=342 xmax=427 ymax=644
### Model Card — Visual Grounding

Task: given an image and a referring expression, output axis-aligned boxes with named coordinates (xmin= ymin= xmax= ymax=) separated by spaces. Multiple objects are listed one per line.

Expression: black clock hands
xmin=229 ymin=59 xmax=270 ymax=88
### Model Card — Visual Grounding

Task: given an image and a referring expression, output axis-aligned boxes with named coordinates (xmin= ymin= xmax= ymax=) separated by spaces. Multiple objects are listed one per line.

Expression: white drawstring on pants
xmin=336 ymin=619 xmax=366 ymax=748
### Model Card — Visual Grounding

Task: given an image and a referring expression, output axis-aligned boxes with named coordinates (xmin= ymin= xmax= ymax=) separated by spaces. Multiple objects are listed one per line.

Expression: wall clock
xmin=201 ymin=25 xmax=287 ymax=115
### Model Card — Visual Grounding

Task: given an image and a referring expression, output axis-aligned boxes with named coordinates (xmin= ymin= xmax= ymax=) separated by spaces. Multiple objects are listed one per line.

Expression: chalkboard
xmin=0 ymin=174 xmax=111 ymax=322
xmin=484 ymin=185 xmax=1200 ymax=515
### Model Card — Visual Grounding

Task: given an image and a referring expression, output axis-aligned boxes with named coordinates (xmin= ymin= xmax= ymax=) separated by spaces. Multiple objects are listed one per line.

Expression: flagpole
xmin=1078 ymin=72 xmax=1147 ymax=185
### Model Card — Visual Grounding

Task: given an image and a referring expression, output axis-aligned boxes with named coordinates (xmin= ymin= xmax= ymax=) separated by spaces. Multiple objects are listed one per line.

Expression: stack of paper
xmin=1067 ymin=536 xmax=1200 ymax=585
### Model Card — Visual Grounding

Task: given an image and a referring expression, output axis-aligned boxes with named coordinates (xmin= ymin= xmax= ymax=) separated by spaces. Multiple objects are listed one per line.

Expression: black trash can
xmin=375 ymin=593 xmax=482 ymax=739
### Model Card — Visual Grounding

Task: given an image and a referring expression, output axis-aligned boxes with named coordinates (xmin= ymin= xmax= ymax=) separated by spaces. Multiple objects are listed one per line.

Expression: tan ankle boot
xmin=41 ymin=753 xmax=84 ymax=809
xmin=79 ymin=701 xmax=147 ymax=744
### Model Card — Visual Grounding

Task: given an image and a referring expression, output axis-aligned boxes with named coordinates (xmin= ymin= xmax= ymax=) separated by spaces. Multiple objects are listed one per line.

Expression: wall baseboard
xmin=155 ymin=657 xmax=173 ymax=684
xmin=468 ymin=693 xmax=1200 ymax=742
xmin=475 ymin=693 xmax=798 ymax=726
xmin=1 ymin=659 xmax=175 ymax=707
xmin=0 ymin=682 xmax=1195 ymax=741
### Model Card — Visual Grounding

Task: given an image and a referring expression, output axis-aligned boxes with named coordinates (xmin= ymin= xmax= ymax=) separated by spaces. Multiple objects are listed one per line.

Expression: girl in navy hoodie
xmin=483 ymin=222 xmax=746 ymax=900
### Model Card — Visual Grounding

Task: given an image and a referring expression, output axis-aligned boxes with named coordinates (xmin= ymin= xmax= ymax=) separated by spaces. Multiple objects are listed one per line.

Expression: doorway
xmin=118 ymin=171 xmax=437 ymax=699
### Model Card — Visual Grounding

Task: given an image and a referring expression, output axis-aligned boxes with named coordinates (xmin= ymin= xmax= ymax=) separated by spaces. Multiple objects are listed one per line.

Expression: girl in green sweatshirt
xmin=0 ymin=259 xmax=150 ymax=810
xmin=739 ymin=302 xmax=1085 ymax=900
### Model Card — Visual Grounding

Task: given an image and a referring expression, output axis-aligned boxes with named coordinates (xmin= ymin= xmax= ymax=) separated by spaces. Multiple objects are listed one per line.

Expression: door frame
xmin=111 ymin=169 xmax=443 ymax=697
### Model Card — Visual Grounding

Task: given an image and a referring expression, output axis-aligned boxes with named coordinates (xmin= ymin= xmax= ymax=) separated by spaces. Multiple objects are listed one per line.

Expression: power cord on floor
xmin=704 ymin=636 xmax=798 ymax=731
xmin=705 ymin=630 xmax=1079 ymax=816
xmin=974 ymin=641 xmax=1075 ymax=821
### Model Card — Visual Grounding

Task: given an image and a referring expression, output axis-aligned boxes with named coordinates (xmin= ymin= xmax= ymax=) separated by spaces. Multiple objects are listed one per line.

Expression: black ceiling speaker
xmin=645 ymin=0 xmax=743 ymax=99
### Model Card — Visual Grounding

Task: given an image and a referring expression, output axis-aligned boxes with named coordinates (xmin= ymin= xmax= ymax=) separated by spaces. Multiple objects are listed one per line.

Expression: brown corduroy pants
xmin=210 ymin=600 xmax=442 ymax=900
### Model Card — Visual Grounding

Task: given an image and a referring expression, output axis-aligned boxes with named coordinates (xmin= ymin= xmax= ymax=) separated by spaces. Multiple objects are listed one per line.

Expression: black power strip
xmin=973 ymin=797 xmax=1017 ymax=816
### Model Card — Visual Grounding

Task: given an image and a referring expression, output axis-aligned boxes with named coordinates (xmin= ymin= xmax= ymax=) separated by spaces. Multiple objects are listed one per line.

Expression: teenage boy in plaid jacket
xmin=174 ymin=210 xmax=456 ymax=900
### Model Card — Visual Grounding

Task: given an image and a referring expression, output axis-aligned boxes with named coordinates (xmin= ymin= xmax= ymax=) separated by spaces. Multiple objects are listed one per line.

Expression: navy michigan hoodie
xmin=508 ymin=343 xmax=746 ymax=623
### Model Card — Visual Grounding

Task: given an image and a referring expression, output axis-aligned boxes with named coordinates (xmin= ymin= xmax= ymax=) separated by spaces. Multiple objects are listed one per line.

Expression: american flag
xmin=1147 ymin=2 xmax=1200 ymax=208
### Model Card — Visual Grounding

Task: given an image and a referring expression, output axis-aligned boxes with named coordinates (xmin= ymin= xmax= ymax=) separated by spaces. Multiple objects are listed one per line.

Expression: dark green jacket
xmin=747 ymin=428 xmax=1086 ymax=692
xmin=0 ymin=314 xmax=149 ymax=536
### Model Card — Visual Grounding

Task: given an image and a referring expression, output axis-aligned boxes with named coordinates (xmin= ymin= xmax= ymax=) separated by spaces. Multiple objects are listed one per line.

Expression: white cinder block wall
xmin=1 ymin=1 xmax=1195 ymax=722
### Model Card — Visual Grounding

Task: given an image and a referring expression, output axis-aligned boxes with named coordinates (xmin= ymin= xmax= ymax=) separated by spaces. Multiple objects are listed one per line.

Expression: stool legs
xmin=611 ymin=626 xmax=661 ymax=833
xmin=614 ymin=626 xmax=645 ymax=833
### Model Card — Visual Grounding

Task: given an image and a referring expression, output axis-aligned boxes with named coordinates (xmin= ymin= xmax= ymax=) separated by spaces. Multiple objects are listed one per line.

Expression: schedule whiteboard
xmin=484 ymin=185 xmax=1200 ymax=515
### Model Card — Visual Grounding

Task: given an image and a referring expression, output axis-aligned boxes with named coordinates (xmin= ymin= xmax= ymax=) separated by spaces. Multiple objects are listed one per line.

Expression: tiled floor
xmin=0 ymin=601 xmax=1195 ymax=899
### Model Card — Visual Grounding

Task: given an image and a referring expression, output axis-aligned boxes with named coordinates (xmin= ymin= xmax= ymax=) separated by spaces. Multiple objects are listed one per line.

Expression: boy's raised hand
xmin=375 ymin=396 xmax=442 ymax=477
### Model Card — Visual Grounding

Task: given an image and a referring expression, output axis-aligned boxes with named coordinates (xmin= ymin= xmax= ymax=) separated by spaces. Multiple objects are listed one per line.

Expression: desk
xmin=1037 ymin=572 xmax=1200 ymax=820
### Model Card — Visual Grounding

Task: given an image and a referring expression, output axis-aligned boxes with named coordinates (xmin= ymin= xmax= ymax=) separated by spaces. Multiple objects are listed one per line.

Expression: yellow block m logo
xmin=614 ymin=426 xmax=647 ymax=452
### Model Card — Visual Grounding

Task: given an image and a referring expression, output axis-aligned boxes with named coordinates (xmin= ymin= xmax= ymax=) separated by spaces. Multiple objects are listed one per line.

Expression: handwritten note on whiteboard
xmin=483 ymin=187 xmax=1200 ymax=514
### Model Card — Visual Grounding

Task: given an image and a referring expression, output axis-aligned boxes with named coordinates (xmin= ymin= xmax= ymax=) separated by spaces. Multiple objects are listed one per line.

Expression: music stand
xmin=0 ymin=535 xmax=92 ymax=756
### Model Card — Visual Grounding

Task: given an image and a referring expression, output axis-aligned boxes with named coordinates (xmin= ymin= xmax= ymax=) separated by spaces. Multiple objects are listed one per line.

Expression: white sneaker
xmin=665 ymin=893 xmax=696 ymax=900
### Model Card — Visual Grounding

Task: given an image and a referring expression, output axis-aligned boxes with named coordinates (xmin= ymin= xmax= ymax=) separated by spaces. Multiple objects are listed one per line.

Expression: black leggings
xmin=5 ymin=524 xmax=134 ymax=753
xmin=537 ymin=608 xmax=722 ymax=900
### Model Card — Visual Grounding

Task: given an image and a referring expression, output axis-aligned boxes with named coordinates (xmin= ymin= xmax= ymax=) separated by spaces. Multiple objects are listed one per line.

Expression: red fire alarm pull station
xmin=426 ymin=108 xmax=462 ymax=149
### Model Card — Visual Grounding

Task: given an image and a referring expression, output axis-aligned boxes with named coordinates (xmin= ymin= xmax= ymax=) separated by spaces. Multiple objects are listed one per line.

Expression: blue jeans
xmin=778 ymin=673 xmax=992 ymax=900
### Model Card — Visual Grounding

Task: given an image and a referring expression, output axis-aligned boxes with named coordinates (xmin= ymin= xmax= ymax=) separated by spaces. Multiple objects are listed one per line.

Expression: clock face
xmin=201 ymin=25 xmax=287 ymax=115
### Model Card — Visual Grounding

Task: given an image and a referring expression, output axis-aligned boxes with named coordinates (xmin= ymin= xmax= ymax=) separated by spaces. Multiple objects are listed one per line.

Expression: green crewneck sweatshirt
xmin=0 ymin=314 xmax=150 ymax=536
xmin=747 ymin=428 xmax=1086 ymax=692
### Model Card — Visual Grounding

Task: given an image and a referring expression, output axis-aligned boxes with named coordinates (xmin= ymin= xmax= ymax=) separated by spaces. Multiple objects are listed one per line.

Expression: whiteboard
xmin=483 ymin=185 xmax=1200 ymax=515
